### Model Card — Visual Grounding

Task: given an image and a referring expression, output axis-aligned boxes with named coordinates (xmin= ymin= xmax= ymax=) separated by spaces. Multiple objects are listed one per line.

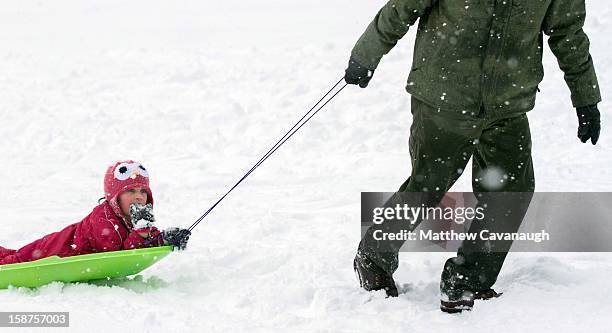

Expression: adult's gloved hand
xmin=162 ymin=227 xmax=191 ymax=251
xmin=129 ymin=203 xmax=155 ymax=229
xmin=576 ymin=104 xmax=601 ymax=145
xmin=344 ymin=57 xmax=374 ymax=88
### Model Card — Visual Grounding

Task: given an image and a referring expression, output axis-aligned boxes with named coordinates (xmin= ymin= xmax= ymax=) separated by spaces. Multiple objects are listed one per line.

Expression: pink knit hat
xmin=104 ymin=160 xmax=154 ymax=218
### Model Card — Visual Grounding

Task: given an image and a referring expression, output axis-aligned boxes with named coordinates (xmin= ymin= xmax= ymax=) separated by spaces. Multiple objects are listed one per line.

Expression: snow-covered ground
xmin=0 ymin=1 xmax=610 ymax=332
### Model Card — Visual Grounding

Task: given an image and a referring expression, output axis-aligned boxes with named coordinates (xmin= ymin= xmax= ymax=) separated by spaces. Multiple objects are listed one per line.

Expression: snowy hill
xmin=0 ymin=1 xmax=610 ymax=332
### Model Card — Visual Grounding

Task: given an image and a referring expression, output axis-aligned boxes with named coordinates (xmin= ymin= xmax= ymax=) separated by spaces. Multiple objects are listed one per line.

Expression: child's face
xmin=118 ymin=186 xmax=149 ymax=218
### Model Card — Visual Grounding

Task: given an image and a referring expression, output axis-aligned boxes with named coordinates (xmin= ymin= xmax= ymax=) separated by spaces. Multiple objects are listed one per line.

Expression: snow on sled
xmin=0 ymin=245 xmax=173 ymax=289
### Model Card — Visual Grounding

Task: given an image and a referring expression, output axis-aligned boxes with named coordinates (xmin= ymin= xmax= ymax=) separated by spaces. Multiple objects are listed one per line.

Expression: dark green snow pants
xmin=359 ymin=96 xmax=535 ymax=300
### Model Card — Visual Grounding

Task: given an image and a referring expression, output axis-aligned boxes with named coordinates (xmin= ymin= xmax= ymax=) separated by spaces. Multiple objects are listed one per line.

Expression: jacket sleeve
xmin=122 ymin=227 xmax=165 ymax=250
xmin=542 ymin=0 xmax=601 ymax=108
xmin=351 ymin=0 xmax=437 ymax=70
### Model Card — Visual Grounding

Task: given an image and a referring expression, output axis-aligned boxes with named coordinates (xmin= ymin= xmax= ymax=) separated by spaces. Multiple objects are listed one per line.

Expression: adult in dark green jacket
xmin=346 ymin=0 xmax=602 ymax=312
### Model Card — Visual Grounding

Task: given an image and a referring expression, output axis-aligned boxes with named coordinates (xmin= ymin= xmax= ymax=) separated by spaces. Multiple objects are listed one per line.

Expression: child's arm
xmin=87 ymin=203 xmax=153 ymax=252
xmin=88 ymin=203 xmax=164 ymax=251
xmin=122 ymin=203 xmax=165 ymax=249
xmin=122 ymin=227 xmax=164 ymax=249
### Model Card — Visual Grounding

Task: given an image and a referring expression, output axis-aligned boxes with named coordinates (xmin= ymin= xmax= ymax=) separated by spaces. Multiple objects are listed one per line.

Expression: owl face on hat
xmin=104 ymin=160 xmax=154 ymax=218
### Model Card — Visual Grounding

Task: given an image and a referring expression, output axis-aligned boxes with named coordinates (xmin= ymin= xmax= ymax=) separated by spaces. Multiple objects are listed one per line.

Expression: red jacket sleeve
xmin=122 ymin=227 xmax=165 ymax=249
xmin=85 ymin=203 xmax=165 ymax=253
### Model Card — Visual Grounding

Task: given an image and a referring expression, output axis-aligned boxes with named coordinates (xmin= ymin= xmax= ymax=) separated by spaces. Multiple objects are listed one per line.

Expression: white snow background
xmin=0 ymin=0 xmax=611 ymax=332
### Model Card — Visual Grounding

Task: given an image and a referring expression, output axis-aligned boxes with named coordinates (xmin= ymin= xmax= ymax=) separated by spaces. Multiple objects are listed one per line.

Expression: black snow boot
xmin=474 ymin=288 xmax=503 ymax=300
xmin=440 ymin=298 xmax=475 ymax=313
xmin=353 ymin=252 xmax=398 ymax=297
xmin=440 ymin=288 xmax=502 ymax=313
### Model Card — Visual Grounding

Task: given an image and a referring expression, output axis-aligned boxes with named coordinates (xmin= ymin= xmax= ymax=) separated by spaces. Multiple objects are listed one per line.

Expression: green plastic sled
xmin=0 ymin=246 xmax=173 ymax=289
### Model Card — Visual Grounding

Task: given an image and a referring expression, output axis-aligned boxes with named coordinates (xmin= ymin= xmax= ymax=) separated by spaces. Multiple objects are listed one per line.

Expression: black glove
xmin=129 ymin=203 xmax=155 ymax=229
xmin=576 ymin=104 xmax=601 ymax=145
xmin=162 ymin=227 xmax=191 ymax=251
xmin=344 ymin=57 xmax=374 ymax=88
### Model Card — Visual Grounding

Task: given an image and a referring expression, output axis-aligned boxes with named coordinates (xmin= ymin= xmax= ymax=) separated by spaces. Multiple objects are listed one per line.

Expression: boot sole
xmin=440 ymin=300 xmax=474 ymax=313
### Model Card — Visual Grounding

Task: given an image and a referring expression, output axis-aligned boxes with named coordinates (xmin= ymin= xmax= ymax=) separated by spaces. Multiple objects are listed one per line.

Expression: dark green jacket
xmin=351 ymin=0 xmax=601 ymax=116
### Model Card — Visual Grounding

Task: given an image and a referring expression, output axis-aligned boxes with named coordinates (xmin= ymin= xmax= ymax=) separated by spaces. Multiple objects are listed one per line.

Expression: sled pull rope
xmin=187 ymin=77 xmax=347 ymax=232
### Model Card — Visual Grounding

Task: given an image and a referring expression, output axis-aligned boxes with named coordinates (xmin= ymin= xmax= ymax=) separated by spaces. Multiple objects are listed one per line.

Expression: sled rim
xmin=0 ymin=246 xmax=174 ymax=271
xmin=0 ymin=246 xmax=174 ymax=288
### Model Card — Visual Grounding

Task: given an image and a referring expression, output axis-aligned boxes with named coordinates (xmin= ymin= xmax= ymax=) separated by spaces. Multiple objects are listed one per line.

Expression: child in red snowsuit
xmin=0 ymin=160 xmax=191 ymax=265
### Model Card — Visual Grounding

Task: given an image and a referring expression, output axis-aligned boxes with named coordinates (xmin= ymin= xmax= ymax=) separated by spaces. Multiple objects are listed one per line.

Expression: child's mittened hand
xmin=130 ymin=203 xmax=155 ymax=229
xmin=162 ymin=227 xmax=191 ymax=251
